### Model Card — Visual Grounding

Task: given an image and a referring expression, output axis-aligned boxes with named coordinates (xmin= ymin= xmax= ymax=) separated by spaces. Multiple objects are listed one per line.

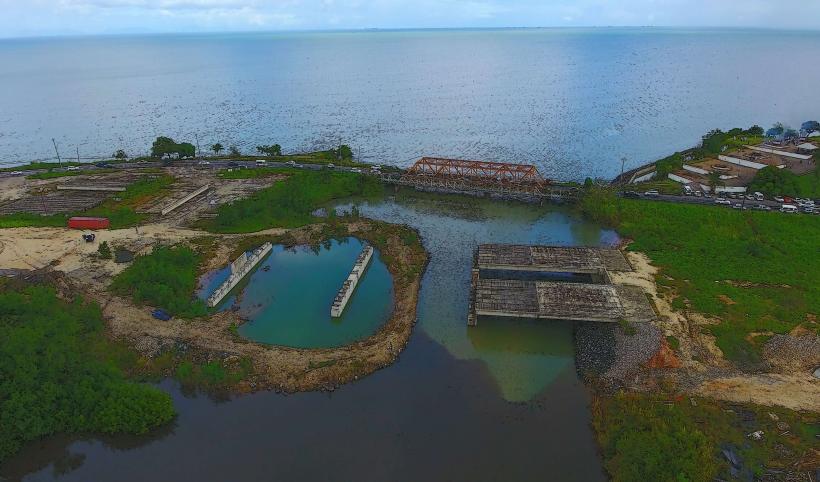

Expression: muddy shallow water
xmin=4 ymin=191 xmax=618 ymax=481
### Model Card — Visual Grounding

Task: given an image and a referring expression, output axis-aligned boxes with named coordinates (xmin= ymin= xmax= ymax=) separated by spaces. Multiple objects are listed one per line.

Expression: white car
xmin=327 ymin=163 xmax=335 ymax=169
xmin=643 ymin=189 xmax=659 ymax=196
xmin=351 ymin=168 xmax=362 ymax=173
xmin=198 ymin=160 xmax=210 ymax=165
xmin=67 ymin=165 xmax=80 ymax=171
xmin=9 ymin=170 xmax=23 ymax=176
xmin=715 ymin=198 xmax=732 ymax=205
xmin=774 ymin=196 xmax=785 ymax=203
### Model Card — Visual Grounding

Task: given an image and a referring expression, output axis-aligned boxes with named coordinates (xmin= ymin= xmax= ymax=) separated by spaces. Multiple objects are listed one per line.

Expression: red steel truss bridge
xmin=381 ymin=157 xmax=578 ymax=201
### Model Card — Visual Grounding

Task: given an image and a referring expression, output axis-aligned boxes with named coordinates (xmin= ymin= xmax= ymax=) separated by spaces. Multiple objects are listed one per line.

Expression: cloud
xmin=1 ymin=0 xmax=819 ymax=38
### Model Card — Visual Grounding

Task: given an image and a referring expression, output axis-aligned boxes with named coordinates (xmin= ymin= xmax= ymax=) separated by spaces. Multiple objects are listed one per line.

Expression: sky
xmin=1 ymin=0 xmax=819 ymax=38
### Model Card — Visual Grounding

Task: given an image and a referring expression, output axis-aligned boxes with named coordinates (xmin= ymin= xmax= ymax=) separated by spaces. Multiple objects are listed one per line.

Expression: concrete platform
xmin=473 ymin=278 xmax=656 ymax=323
xmin=476 ymin=244 xmax=632 ymax=274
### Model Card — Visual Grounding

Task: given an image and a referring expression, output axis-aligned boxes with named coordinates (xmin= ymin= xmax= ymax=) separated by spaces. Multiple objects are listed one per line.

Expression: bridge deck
xmin=476 ymin=244 xmax=632 ymax=274
xmin=473 ymin=278 xmax=655 ymax=323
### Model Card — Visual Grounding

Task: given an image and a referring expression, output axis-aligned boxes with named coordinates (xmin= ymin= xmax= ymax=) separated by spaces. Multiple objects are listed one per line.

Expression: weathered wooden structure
xmin=468 ymin=244 xmax=655 ymax=326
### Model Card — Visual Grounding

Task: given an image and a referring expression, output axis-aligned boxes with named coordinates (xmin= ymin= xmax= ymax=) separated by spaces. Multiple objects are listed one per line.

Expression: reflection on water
xmin=197 ymin=238 xmax=393 ymax=348
xmin=338 ymin=189 xmax=619 ymax=401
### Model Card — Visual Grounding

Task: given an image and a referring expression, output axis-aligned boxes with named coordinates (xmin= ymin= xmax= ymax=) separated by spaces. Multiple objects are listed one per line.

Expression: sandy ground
xmin=0 ymin=219 xmax=426 ymax=393
xmin=615 ymin=250 xmax=820 ymax=413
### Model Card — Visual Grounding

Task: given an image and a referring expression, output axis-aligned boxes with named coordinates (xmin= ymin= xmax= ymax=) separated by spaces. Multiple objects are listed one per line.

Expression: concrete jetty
xmin=206 ymin=242 xmax=272 ymax=308
xmin=331 ymin=245 xmax=374 ymax=317
xmin=161 ymin=184 xmax=210 ymax=215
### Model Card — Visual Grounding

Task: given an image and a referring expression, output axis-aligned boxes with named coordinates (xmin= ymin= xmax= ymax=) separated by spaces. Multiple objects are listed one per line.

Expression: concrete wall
xmin=631 ymin=171 xmax=656 ymax=183
xmin=667 ymin=173 xmax=694 ymax=184
xmin=718 ymin=155 xmax=768 ymax=170
xmin=682 ymin=164 xmax=709 ymax=175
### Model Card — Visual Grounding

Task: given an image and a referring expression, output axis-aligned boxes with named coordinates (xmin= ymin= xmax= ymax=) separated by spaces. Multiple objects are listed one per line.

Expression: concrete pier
xmin=206 ymin=242 xmax=272 ymax=308
xmin=331 ymin=245 xmax=374 ymax=317
xmin=161 ymin=184 xmax=210 ymax=215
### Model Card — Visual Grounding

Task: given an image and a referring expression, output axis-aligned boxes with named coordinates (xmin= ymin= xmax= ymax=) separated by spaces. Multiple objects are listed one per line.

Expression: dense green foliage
xmin=218 ymin=167 xmax=290 ymax=179
xmin=653 ymin=126 xmax=763 ymax=178
xmin=150 ymin=136 xmax=195 ymax=159
xmin=209 ymin=170 xmax=383 ymax=232
xmin=581 ymin=190 xmax=820 ymax=363
xmin=594 ymin=393 xmax=819 ymax=482
xmin=256 ymin=144 xmax=282 ymax=156
xmin=110 ymin=245 xmax=207 ymax=317
xmin=749 ymin=166 xmax=820 ymax=198
xmin=0 ymin=286 xmax=174 ymax=463
xmin=176 ymin=359 xmax=253 ymax=389
xmin=595 ymin=393 xmax=715 ymax=481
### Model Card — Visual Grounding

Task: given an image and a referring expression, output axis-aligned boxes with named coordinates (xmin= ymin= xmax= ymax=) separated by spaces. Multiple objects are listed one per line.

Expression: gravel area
xmin=604 ymin=321 xmax=663 ymax=383
xmin=763 ymin=334 xmax=820 ymax=373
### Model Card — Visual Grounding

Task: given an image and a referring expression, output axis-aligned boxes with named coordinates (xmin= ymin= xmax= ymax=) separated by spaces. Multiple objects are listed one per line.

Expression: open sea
xmin=1 ymin=28 xmax=819 ymax=179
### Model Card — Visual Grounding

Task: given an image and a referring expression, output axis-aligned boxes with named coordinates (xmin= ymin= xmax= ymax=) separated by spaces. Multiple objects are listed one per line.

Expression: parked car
xmin=715 ymin=198 xmax=732 ymax=205
xmin=198 ymin=160 xmax=210 ymax=165
xmin=622 ymin=191 xmax=640 ymax=199
xmin=732 ymin=203 xmax=743 ymax=210
xmin=67 ymin=165 xmax=80 ymax=171
xmin=643 ymin=189 xmax=659 ymax=197
xmin=774 ymin=196 xmax=785 ymax=203
xmin=753 ymin=204 xmax=772 ymax=211
xmin=327 ymin=163 xmax=335 ymax=169
xmin=255 ymin=159 xmax=267 ymax=166
xmin=694 ymin=191 xmax=703 ymax=197
xmin=227 ymin=161 xmax=239 ymax=168
xmin=780 ymin=204 xmax=798 ymax=213
xmin=351 ymin=168 xmax=362 ymax=173
xmin=753 ymin=192 xmax=764 ymax=201
xmin=803 ymin=206 xmax=815 ymax=214
xmin=9 ymin=170 xmax=23 ymax=176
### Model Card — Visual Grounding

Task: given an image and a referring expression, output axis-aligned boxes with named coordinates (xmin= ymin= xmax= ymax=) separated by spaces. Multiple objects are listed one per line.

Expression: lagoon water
xmin=1 ymin=28 xmax=820 ymax=178
xmin=5 ymin=190 xmax=618 ymax=481
xmin=197 ymin=238 xmax=393 ymax=348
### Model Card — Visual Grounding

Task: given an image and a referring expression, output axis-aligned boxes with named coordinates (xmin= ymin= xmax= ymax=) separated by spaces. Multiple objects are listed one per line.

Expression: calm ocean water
xmin=0 ymin=28 xmax=819 ymax=178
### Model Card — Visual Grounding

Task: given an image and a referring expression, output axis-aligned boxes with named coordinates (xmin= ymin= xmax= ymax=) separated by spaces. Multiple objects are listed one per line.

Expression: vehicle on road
xmin=9 ymin=170 xmax=23 ymax=176
xmin=774 ymin=196 xmax=785 ymax=202
xmin=198 ymin=160 xmax=210 ymax=165
xmin=351 ymin=168 xmax=362 ymax=173
xmin=67 ymin=165 xmax=80 ymax=171
xmin=754 ymin=192 xmax=764 ymax=201
xmin=623 ymin=191 xmax=640 ymax=199
xmin=327 ymin=163 xmax=335 ymax=169
xmin=753 ymin=204 xmax=772 ymax=211
xmin=715 ymin=198 xmax=732 ymax=205
xmin=643 ymin=189 xmax=659 ymax=197
xmin=803 ymin=206 xmax=815 ymax=214
xmin=732 ymin=203 xmax=743 ymax=210
xmin=780 ymin=204 xmax=798 ymax=213
xmin=256 ymin=159 xmax=267 ymax=166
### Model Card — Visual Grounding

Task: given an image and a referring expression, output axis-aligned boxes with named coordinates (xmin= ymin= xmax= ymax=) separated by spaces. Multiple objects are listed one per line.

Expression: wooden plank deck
xmin=476 ymin=244 xmax=632 ymax=274
xmin=473 ymin=278 xmax=655 ymax=323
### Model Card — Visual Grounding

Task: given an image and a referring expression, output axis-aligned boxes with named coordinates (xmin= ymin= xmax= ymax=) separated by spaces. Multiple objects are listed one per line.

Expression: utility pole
xmin=194 ymin=133 xmax=200 ymax=159
xmin=76 ymin=146 xmax=80 ymax=164
xmin=52 ymin=138 xmax=62 ymax=167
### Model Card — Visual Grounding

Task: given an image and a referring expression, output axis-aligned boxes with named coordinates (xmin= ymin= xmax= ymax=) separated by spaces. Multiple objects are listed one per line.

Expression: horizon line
xmin=3 ymin=24 xmax=820 ymax=41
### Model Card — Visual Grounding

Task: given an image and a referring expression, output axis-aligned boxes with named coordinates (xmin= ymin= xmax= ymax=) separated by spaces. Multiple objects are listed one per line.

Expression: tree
xmin=211 ymin=143 xmax=224 ymax=156
xmin=150 ymin=137 xmax=178 ymax=158
xmin=176 ymin=142 xmax=195 ymax=159
xmin=228 ymin=145 xmax=241 ymax=157
xmin=749 ymin=165 xmax=802 ymax=197
xmin=766 ymin=122 xmax=784 ymax=138
xmin=333 ymin=144 xmax=353 ymax=161
xmin=747 ymin=125 xmax=764 ymax=136
xmin=783 ymin=128 xmax=798 ymax=140
xmin=113 ymin=149 xmax=128 ymax=160
xmin=97 ymin=241 xmax=112 ymax=259
xmin=800 ymin=120 xmax=819 ymax=133
xmin=707 ymin=171 xmax=724 ymax=193
xmin=256 ymin=144 xmax=282 ymax=157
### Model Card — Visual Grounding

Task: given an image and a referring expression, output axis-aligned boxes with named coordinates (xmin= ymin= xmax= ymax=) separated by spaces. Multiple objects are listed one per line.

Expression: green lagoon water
xmin=198 ymin=238 xmax=393 ymax=348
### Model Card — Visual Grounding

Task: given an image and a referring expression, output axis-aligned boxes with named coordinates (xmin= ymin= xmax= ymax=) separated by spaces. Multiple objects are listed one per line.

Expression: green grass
xmin=218 ymin=167 xmax=294 ymax=179
xmin=594 ymin=392 xmax=819 ymax=482
xmin=26 ymin=168 xmax=119 ymax=180
xmin=175 ymin=358 xmax=253 ymax=389
xmin=207 ymin=170 xmax=383 ymax=233
xmin=581 ymin=189 xmax=820 ymax=364
xmin=0 ymin=213 xmax=68 ymax=228
xmin=109 ymin=245 xmax=207 ymax=318
xmin=0 ymin=284 xmax=175 ymax=464
xmin=0 ymin=174 xmax=173 ymax=229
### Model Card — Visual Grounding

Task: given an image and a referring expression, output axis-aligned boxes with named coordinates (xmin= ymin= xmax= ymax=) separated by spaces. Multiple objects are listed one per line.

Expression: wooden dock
xmin=468 ymin=244 xmax=655 ymax=326
xmin=476 ymin=244 xmax=632 ymax=273
xmin=473 ymin=279 xmax=655 ymax=323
